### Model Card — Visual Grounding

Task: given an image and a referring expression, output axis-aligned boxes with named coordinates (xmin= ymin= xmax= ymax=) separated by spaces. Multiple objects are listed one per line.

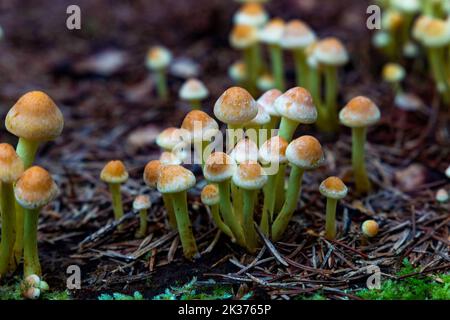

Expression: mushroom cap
xmin=230 ymin=139 xmax=259 ymax=163
xmin=204 ymin=152 xmax=237 ymax=182
xmin=160 ymin=151 xmax=183 ymax=165
xmin=5 ymin=91 xmax=64 ymax=142
xmin=0 ymin=143 xmax=24 ymax=183
xmin=391 ymin=0 xmax=420 ymax=13
xmin=181 ymin=110 xmax=219 ymax=142
xmin=146 ymin=46 xmax=172 ymax=70
xmin=372 ymin=31 xmax=391 ymax=49
xmin=362 ymin=220 xmax=379 ymax=238
xmin=233 ymin=3 xmax=268 ymax=28
xmin=157 ymin=165 xmax=196 ymax=194
xmin=214 ymin=87 xmax=258 ymax=125
xmin=319 ymin=176 xmax=348 ymax=199
xmin=413 ymin=16 xmax=450 ymax=47
xmin=339 ymin=96 xmax=381 ymax=128
xmin=258 ymin=18 xmax=285 ymax=45
xmin=274 ymin=87 xmax=317 ymax=124
xmin=179 ymin=78 xmax=209 ymax=101
xmin=232 ymin=161 xmax=267 ymax=190
xmin=257 ymin=89 xmax=282 ymax=116
xmin=305 ymin=42 xmax=319 ymax=69
xmin=382 ymin=63 xmax=406 ymax=83
xmin=156 ymin=127 xmax=187 ymax=150
xmin=100 ymin=160 xmax=129 ymax=184
xmin=286 ymin=135 xmax=324 ymax=169
xmin=313 ymin=37 xmax=349 ymax=66
xmin=256 ymin=74 xmax=275 ymax=92
xmin=228 ymin=61 xmax=247 ymax=82
xmin=201 ymin=184 xmax=220 ymax=206
xmin=259 ymin=136 xmax=288 ymax=165
xmin=143 ymin=160 xmax=162 ymax=188
xmin=14 ymin=166 xmax=59 ymax=209
xmin=436 ymin=188 xmax=449 ymax=203
xmin=445 ymin=165 xmax=450 ymax=178
xmin=246 ymin=103 xmax=271 ymax=127
xmin=230 ymin=24 xmax=258 ymax=49
xmin=133 ymin=195 xmax=152 ymax=211
xmin=281 ymin=19 xmax=317 ymax=49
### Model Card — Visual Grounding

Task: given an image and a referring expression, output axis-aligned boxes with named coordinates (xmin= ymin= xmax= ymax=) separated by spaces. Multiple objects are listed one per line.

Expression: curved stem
xmin=155 ymin=69 xmax=168 ymax=101
xmin=270 ymin=45 xmax=285 ymax=91
xmin=324 ymin=65 xmax=339 ymax=131
xmin=231 ymin=182 xmax=243 ymax=225
xmin=428 ymin=47 xmax=450 ymax=106
xmin=243 ymin=189 xmax=257 ymax=252
xmin=171 ymin=191 xmax=198 ymax=260
xmin=352 ymin=127 xmax=371 ymax=194
xmin=271 ymin=166 xmax=304 ymax=241
xmin=218 ymin=180 xmax=246 ymax=246
xmin=109 ymin=183 xmax=124 ymax=231
xmin=162 ymin=193 xmax=177 ymax=229
xmin=278 ymin=117 xmax=299 ymax=142
xmin=260 ymin=174 xmax=277 ymax=236
xmin=0 ymin=183 xmax=16 ymax=276
xmin=210 ymin=204 xmax=234 ymax=240
xmin=274 ymin=163 xmax=286 ymax=213
xmin=325 ymin=197 xmax=338 ymax=240
xmin=16 ymin=138 xmax=39 ymax=169
xmin=23 ymin=208 xmax=41 ymax=277
xmin=135 ymin=209 xmax=148 ymax=238
xmin=293 ymin=49 xmax=309 ymax=87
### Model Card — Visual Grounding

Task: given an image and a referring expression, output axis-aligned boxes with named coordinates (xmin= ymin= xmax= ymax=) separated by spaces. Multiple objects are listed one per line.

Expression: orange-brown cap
xmin=214 ymin=87 xmax=258 ymax=125
xmin=257 ymin=89 xmax=282 ymax=116
xmin=143 ymin=160 xmax=162 ymax=188
xmin=5 ymin=91 xmax=64 ymax=141
xmin=100 ymin=160 xmax=129 ymax=184
xmin=412 ymin=16 xmax=450 ymax=47
xmin=319 ymin=176 xmax=348 ymax=199
xmin=179 ymin=78 xmax=209 ymax=101
xmin=233 ymin=3 xmax=268 ymax=28
xmin=339 ymin=96 xmax=381 ymax=128
xmin=286 ymin=135 xmax=324 ymax=169
xmin=201 ymin=184 xmax=220 ymax=206
xmin=274 ymin=87 xmax=317 ymax=124
xmin=14 ymin=166 xmax=58 ymax=209
xmin=313 ymin=37 xmax=349 ymax=66
xmin=204 ymin=152 xmax=237 ymax=182
xmin=259 ymin=136 xmax=288 ymax=165
xmin=232 ymin=161 xmax=267 ymax=190
xmin=230 ymin=24 xmax=258 ymax=49
xmin=156 ymin=127 xmax=188 ymax=150
xmin=181 ymin=110 xmax=219 ymax=142
xmin=146 ymin=46 xmax=172 ymax=70
xmin=362 ymin=220 xmax=379 ymax=237
xmin=230 ymin=138 xmax=258 ymax=163
xmin=133 ymin=195 xmax=152 ymax=211
xmin=281 ymin=19 xmax=317 ymax=49
xmin=0 ymin=143 xmax=24 ymax=183
xmin=258 ymin=18 xmax=285 ymax=45
xmin=157 ymin=165 xmax=195 ymax=194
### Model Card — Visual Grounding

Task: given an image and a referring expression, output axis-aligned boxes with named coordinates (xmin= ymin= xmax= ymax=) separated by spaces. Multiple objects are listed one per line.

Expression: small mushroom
xmin=257 ymin=89 xmax=283 ymax=131
xmin=272 ymin=136 xmax=324 ymax=241
xmin=257 ymin=73 xmax=275 ymax=92
xmin=156 ymin=127 xmax=187 ymax=151
xmin=436 ymin=188 xmax=449 ymax=203
xmin=14 ymin=166 xmax=59 ymax=276
xmin=133 ymin=195 xmax=152 ymax=238
xmin=21 ymin=274 xmax=48 ymax=300
xmin=201 ymin=184 xmax=233 ymax=239
xmin=179 ymin=78 xmax=209 ymax=110
xmin=228 ymin=61 xmax=247 ymax=86
xmin=382 ymin=63 xmax=406 ymax=96
xmin=233 ymin=3 xmax=268 ymax=29
xmin=100 ymin=160 xmax=129 ymax=230
xmin=0 ymin=143 xmax=24 ymax=276
xmin=339 ymin=96 xmax=381 ymax=194
xmin=361 ymin=220 xmax=379 ymax=238
xmin=157 ymin=165 xmax=198 ymax=259
xmin=319 ymin=176 xmax=348 ymax=240
xmin=146 ymin=46 xmax=172 ymax=100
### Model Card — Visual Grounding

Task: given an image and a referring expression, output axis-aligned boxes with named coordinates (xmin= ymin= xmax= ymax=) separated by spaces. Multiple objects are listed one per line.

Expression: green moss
xmin=0 ymin=278 xmax=71 ymax=300
xmin=98 ymin=291 xmax=144 ymax=300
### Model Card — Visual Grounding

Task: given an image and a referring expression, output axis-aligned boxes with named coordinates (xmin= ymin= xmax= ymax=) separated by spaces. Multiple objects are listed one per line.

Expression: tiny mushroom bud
xmin=257 ymin=73 xmax=275 ymax=92
xmin=179 ymin=78 xmax=209 ymax=110
xmin=257 ymin=89 xmax=282 ymax=130
xmin=319 ymin=176 xmax=348 ymax=240
xmin=339 ymin=96 xmax=381 ymax=194
xmin=133 ymin=195 xmax=152 ymax=238
xmin=272 ymin=136 xmax=324 ymax=241
xmin=146 ymin=46 xmax=172 ymax=100
xmin=157 ymin=165 xmax=198 ymax=259
xmin=0 ymin=144 xmax=24 ymax=276
xmin=100 ymin=160 xmax=129 ymax=230
xmin=14 ymin=166 xmax=58 ymax=277
xmin=259 ymin=18 xmax=286 ymax=90
xmin=228 ymin=61 xmax=247 ymax=85
xmin=233 ymin=3 xmax=268 ymax=29
xmin=201 ymin=184 xmax=233 ymax=239
xmin=382 ymin=63 xmax=406 ymax=95
xmin=362 ymin=220 xmax=379 ymax=238
xmin=22 ymin=287 xmax=40 ymax=300
xmin=156 ymin=127 xmax=187 ymax=151
xmin=436 ymin=188 xmax=449 ymax=203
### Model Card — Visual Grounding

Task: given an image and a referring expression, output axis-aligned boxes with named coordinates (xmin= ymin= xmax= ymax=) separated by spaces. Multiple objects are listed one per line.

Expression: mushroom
xmin=228 ymin=61 xmax=247 ymax=86
xmin=445 ymin=165 xmax=450 ymax=178
xmin=339 ymin=96 xmax=381 ymax=194
xmin=259 ymin=18 xmax=286 ymax=91
xmin=230 ymin=25 xmax=260 ymax=94
xmin=436 ymin=188 xmax=449 ymax=203
xmin=391 ymin=0 xmax=420 ymax=47
xmin=312 ymin=37 xmax=349 ymax=131
xmin=100 ymin=160 xmax=129 ymax=230
xmin=244 ymin=103 xmax=271 ymax=146
xmin=281 ymin=20 xmax=317 ymax=87
xmin=0 ymin=143 xmax=24 ymax=276
xmin=143 ymin=160 xmax=176 ymax=229
xmin=382 ymin=63 xmax=406 ymax=95
xmin=157 ymin=165 xmax=198 ymax=259
xmin=146 ymin=46 xmax=172 ymax=100
xmin=14 ymin=166 xmax=58 ymax=276
xmin=156 ymin=127 xmax=187 ymax=152
xmin=179 ymin=78 xmax=209 ymax=110
xmin=272 ymin=136 xmax=324 ymax=241
xmin=319 ymin=176 xmax=348 ymax=240
xmin=257 ymin=73 xmax=275 ymax=92
xmin=232 ymin=161 xmax=267 ymax=251
xmin=21 ymin=274 xmax=49 ymax=300
xmin=257 ymin=89 xmax=282 ymax=131
xmin=233 ymin=3 xmax=268 ymax=29
xmin=160 ymin=151 xmax=183 ymax=165
xmin=201 ymin=184 xmax=233 ymax=239
xmin=361 ymin=220 xmax=379 ymax=238
xmin=133 ymin=195 xmax=152 ymax=238
xmin=258 ymin=136 xmax=288 ymax=235
xmin=204 ymin=152 xmax=246 ymax=246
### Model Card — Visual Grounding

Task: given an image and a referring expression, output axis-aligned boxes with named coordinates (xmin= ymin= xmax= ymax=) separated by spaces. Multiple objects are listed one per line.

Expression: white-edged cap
xmin=229 ymin=61 xmax=247 ymax=83
xmin=259 ymin=18 xmax=285 ymax=45
xmin=160 ymin=151 xmax=183 ymax=165
xmin=274 ymin=87 xmax=317 ymax=124
xmin=232 ymin=161 xmax=267 ymax=190
xmin=313 ymin=37 xmax=349 ymax=66
xmin=214 ymin=87 xmax=258 ymax=125
xmin=257 ymin=74 xmax=275 ymax=92
xmin=436 ymin=188 xmax=449 ymax=203
xmin=281 ymin=19 xmax=317 ymax=49
xmin=362 ymin=220 xmax=379 ymax=238
xmin=257 ymin=89 xmax=282 ymax=116
xmin=146 ymin=46 xmax=172 ymax=70
xmin=179 ymin=78 xmax=209 ymax=101
xmin=156 ymin=127 xmax=188 ymax=150
xmin=230 ymin=24 xmax=258 ymax=49
xmin=157 ymin=165 xmax=196 ymax=194
xmin=319 ymin=176 xmax=348 ymax=200
xmin=286 ymin=135 xmax=324 ymax=170
xmin=201 ymin=184 xmax=220 ymax=206
xmin=233 ymin=3 xmax=268 ymax=28
xmin=413 ymin=15 xmax=450 ymax=47
xmin=230 ymin=138 xmax=259 ymax=163
xmin=339 ymin=96 xmax=381 ymax=128
xmin=133 ymin=195 xmax=152 ymax=211
xmin=258 ymin=136 xmax=288 ymax=165
xmin=204 ymin=152 xmax=237 ymax=182
xmin=245 ymin=103 xmax=271 ymax=127
xmin=181 ymin=110 xmax=219 ymax=142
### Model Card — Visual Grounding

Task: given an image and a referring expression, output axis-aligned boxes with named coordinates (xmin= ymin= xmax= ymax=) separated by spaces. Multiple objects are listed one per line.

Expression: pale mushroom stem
xmin=162 ymin=194 xmax=177 ymax=229
xmin=0 ymin=182 xmax=16 ymax=276
xmin=325 ymin=197 xmax=338 ymax=240
xmin=23 ymin=208 xmax=41 ymax=277
xmin=293 ymin=49 xmax=309 ymax=87
xmin=352 ymin=127 xmax=371 ymax=194
xmin=108 ymin=183 xmax=124 ymax=231
xmin=242 ymin=189 xmax=258 ymax=252
xmin=171 ymin=191 xmax=198 ymax=259
xmin=428 ymin=48 xmax=450 ymax=105
xmin=136 ymin=209 xmax=148 ymax=238
xmin=269 ymin=45 xmax=285 ymax=91
xmin=209 ymin=204 xmax=234 ymax=239
xmin=16 ymin=138 xmax=40 ymax=169
xmin=324 ymin=65 xmax=339 ymax=131
xmin=154 ymin=69 xmax=169 ymax=101
xmin=260 ymin=174 xmax=277 ymax=236
xmin=272 ymin=166 xmax=304 ymax=241
xmin=227 ymin=124 xmax=244 ymax=222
